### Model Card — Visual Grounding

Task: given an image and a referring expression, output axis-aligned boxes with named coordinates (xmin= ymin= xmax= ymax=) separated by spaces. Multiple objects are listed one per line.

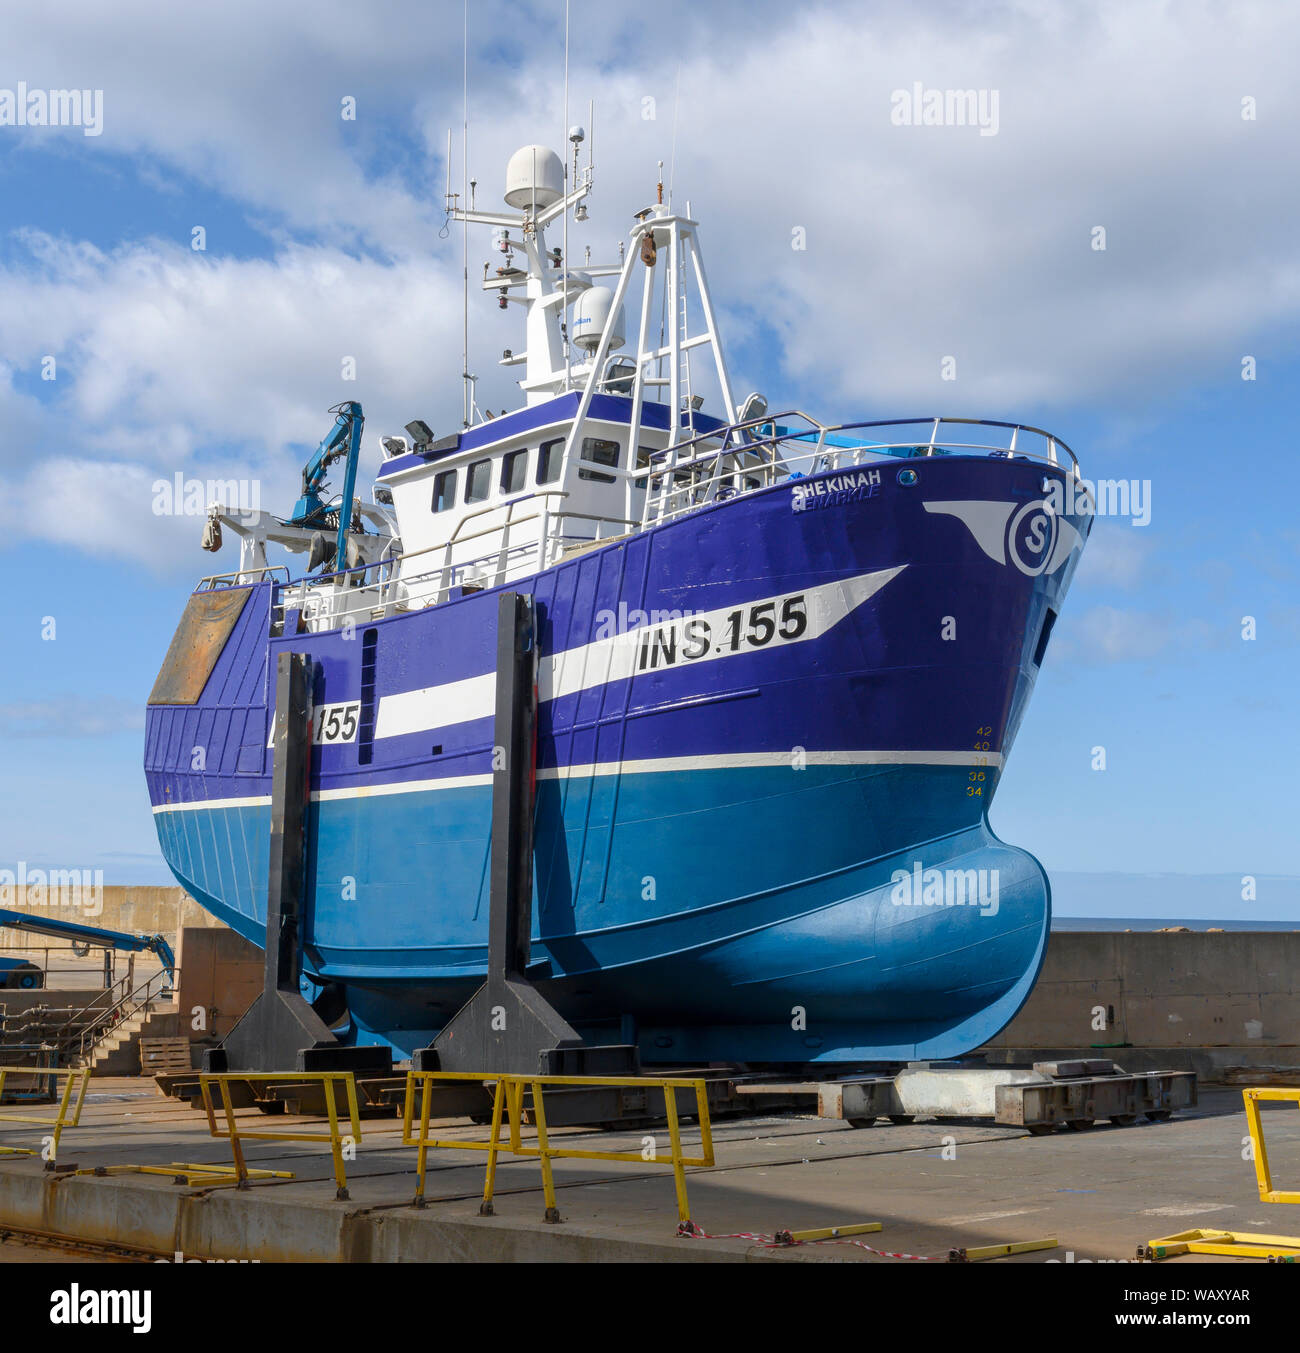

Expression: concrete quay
xmin=0 ymin=1081 xmax=1290 ymax=1263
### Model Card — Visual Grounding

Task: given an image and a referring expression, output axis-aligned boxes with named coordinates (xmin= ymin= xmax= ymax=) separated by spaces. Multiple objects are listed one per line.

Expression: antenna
xmin=461 ymin=0 xmax=471 ymax=428
xmin=668 ymin=63 xmax=680 ymax=209
xmin=562 ymin=0 xmax=571 ymax=389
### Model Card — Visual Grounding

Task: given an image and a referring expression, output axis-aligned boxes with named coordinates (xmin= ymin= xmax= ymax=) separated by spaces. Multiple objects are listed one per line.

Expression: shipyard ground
xmin=0 ymin=1082 xmax=1293 ymax=1263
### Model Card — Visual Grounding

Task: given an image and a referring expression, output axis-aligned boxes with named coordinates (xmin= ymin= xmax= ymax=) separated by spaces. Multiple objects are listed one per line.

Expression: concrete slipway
xmin=0 ymin=1081 xmax=1294 ymax=1263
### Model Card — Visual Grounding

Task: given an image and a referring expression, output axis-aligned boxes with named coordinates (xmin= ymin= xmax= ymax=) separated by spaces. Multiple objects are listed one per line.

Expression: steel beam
xmin=420 ymin=594 xmax=635 ymax=1077
xmin=207 ymin=651 xmax=390 ymax=1075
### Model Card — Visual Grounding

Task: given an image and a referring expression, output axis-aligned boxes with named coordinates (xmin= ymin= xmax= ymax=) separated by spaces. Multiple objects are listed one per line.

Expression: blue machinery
xmin=286 ymin=400 xmax=364 ymax=573
xmin=0 ymin=908 xmax=176 ymax=985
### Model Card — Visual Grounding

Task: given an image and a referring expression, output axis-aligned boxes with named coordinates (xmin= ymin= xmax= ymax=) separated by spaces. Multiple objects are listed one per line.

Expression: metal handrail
xmin=46 ymin=965 xmax=175 ymax=1063
xmin=196 ymin=565 xmax=290 ymax=591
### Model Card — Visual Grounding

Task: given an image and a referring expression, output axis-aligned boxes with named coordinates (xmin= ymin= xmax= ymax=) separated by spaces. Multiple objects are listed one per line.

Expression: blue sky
xmin=0 ymin=0 xmax=1296 ymax=918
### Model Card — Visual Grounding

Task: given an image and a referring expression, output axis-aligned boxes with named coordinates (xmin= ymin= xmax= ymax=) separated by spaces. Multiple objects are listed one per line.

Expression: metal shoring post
xmin=531 ymin=1078 xmax=562 ymax=1224
xmin=662 ymin=1082 xmax=690 ymax=1225
xmin=481 ymin=1078 xmax=508 ymax=1216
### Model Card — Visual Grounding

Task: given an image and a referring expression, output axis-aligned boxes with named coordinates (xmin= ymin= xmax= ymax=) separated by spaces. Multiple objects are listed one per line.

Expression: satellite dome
xmin=572 ymin=287 xmax=625 ymax=354
xmin=504 ymin=145 xmax=565 ymax=209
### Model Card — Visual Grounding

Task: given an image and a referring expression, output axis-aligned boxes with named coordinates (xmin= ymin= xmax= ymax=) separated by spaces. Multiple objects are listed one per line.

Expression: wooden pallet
xmin=140 ymin=1037 xmax=193 ymax=1076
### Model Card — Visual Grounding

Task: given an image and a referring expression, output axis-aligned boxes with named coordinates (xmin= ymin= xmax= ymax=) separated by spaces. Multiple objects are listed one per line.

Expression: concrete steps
xmin=83 ymin=1004 xmax=180 ymax=1076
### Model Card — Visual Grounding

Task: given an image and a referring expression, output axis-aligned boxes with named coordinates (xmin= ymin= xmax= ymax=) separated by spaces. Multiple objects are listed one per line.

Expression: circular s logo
xmin=1007 ymin=500 xmax=1058 ymax=576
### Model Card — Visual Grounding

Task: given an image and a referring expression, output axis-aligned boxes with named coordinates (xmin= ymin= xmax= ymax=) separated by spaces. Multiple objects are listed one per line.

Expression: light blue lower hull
xmin=156 ymin=762 xmax=1049 ymax=1062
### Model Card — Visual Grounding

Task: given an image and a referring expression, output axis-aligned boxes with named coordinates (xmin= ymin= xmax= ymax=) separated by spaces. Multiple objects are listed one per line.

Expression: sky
xmin=0 ymin=0 xmax=1296 ymax=918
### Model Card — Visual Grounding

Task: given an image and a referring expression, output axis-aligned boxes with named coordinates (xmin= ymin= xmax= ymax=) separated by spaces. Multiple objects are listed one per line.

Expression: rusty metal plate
xmin=148 ymin=587 xmax=253 ymax=705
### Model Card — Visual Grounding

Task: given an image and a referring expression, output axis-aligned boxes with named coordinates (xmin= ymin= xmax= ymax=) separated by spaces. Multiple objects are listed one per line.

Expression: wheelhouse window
xmin=465 ymin=459 xmax=491 ymax=503
xmin=431 ymin=469 xmax=457 ymax=512
xmin=501 ymin=448 xmax=527 ymax=495
xmin=579 ymin=436 xmax=620 ymax=484
xmin=537 ymin=437 xmax=563 ymax=485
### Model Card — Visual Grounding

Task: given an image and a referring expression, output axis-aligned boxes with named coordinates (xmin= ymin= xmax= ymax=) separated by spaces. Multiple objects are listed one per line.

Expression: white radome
xmin=572 ymin=286 xmax=625 ymax=353
xmin=504 ymin=145 xmax=565 ymax=209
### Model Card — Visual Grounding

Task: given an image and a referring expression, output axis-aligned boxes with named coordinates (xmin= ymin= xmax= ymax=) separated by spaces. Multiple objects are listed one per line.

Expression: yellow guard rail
xmin=199 ymin=1072 xmax=361 ymax=1199
xmin=402 ymin=1071 xmax=714 ymax=1224
xmin=1243 ymin=1087 xmax=1300 ymax=1205
xmin=0 ymin=1066 xmax=89 ymax=1167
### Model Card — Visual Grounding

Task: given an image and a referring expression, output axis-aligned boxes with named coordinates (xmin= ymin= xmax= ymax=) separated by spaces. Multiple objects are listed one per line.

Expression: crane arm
xmin=0 ymin=909 xmax=176 ymax=982
xmin=285 ymin=400 xmax=365 ymax=572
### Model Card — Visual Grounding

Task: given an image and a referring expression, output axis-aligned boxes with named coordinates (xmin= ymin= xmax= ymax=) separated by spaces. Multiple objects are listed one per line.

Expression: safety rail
xmin=49 ymin=964 xmax=175 ymax=1064
xmin=1140 ymin=1086 xmax=1300 ymax=1260
xmin=637 ymin=411 xmax=1080 ymax=529
xmin=0 ymin=1066 xmax=90 ymax=1165
xmin=196 ymin=564 xmax=291 ymax=591
xmin=402 ymin=1071 xmax=714 ymax=1225
xmin=1243 ymin=1087 xmax=1300 ymax=1205
xmin=199 ymin=1071 xmax=361 ymax=1199
xmin=269 ymin=497 xmax=637 ymax=632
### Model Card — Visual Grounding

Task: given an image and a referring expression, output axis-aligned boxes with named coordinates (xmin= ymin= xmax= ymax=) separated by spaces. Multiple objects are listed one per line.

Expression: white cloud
xmin=2 ymin=0 xmax=1298 ymax=569
xmin=1049 ymin=603 xmax=1216 ymax=664
xmin=1073 ymin=519 xmax=1155 ymax=589
xmin=0 ymin=695 xmax=143 ymax=738
xmin=0 ymin=235 xmax=466 ymax=567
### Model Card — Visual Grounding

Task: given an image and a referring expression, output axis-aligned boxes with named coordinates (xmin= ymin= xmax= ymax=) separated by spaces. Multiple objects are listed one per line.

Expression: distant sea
xmin=1053 ymin=916 xmax=1299 ymax=932
xmin=1047 ymin=871 xmax=1299 ymax=930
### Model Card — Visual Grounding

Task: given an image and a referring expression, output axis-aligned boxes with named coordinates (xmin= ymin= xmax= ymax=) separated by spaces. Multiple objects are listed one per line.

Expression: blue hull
xmin=145 ymin=454 xmax=1088 ymax=1062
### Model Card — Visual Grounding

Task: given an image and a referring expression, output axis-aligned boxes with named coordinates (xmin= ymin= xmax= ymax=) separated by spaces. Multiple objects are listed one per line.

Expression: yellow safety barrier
xmin=1140 ymin=1229 xmax=1300 ymax=1262
xmin=0 ymin=1067 xmax=90 ymax=1167
xmin=949 ymin=1238 xmax=1059 ymax=1262
xmin=200 ymin=1072 xmax=361 ymax=1199
xmin=402 ymin=1071 xmax=714 ymax=1224
xmin=1141 ymin=1088 xmax=1300 ymax=1261
xmin=1243 ymin=1087 xmax=1300 ymax=1205
xmin=82 ymin=1162 xmax=294 ymax=1187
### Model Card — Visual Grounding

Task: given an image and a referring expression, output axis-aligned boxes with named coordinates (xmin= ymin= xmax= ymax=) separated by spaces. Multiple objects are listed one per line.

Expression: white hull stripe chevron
xmin=374 ymin=565 xmax=907 ymax=741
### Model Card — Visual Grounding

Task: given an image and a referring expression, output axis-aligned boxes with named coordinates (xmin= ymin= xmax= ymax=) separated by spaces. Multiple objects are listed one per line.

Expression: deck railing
xmin=257 ymin=411 xmax=1078 ymax=632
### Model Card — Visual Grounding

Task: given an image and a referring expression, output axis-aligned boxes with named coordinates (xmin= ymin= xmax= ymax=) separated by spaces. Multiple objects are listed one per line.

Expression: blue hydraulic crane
xmin=0 ymin=909 xmax=176 ymax=983
xmin=285 ymin=400 xmax=365 ymax=573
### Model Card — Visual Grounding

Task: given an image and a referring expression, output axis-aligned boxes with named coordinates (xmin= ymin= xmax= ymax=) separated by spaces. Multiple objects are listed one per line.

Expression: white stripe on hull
xmin=374 ymin=566 xmax=906 ymax=741
xmin=151 ymin=746 xmax=1002 ymax=814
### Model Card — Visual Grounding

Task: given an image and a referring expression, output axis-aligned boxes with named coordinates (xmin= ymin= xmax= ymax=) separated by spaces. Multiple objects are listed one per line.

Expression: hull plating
xmin=145 ymin=455 xmax=1087 ymax=1062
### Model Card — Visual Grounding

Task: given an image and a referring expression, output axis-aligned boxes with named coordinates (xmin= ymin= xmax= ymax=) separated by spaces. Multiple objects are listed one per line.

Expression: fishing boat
xmin=144 ymin=137 xmax=1091 ymax=1064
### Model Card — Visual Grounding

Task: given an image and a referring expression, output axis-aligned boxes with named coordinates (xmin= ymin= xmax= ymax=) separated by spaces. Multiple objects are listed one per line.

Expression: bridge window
xmin=537 ymin=438 xmax=563 ymax=485
xmin=465 ymin=459 xmax=491 ymax=503
xmin=579 ymin=437 xmax=619 ymax=484
xmin=501 ymin=448 xmax=527 ymax=495
xmin=431 ymin=469 xmax=457 ymax=513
